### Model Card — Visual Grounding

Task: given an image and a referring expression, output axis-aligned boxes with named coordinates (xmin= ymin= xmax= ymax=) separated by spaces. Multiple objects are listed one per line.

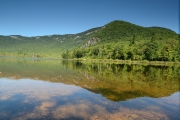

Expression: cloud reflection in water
xmin=0 ymin=78 xmax=179 ymax=120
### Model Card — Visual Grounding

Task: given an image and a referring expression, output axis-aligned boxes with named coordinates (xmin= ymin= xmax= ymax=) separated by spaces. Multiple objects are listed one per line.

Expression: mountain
xmin=79 ymin=20 xmax=178 ymax=48
xmin=62 ymin=20 xmax=180 ymax=62
xmin=0 ymin=20 xmax=179 ymax=61
xmin=0 ymin=27 xmax=101 ymax=58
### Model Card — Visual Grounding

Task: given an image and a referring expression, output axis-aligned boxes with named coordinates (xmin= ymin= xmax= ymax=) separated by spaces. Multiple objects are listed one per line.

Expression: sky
xmin=0 ymin=0 xmax=179 ymax=36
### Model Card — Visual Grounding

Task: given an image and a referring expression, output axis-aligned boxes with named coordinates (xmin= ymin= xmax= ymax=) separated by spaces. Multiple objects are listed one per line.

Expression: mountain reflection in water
xmin=0 ymin=59 xmax=179 ymax=120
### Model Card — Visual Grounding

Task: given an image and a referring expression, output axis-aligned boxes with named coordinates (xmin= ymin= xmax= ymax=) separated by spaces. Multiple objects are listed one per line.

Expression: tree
xmin=92 ymin=48 xmax=99 ymax=56
xmin=62 ymin=50 xmax=70 ymax=59
xmin=160 ymin=39 xmax=179 ymax=61
xmin=132 ymin=34 xmax=135 ymax=44
xmin=151 ymin=32 xmax=156 ymax=41
xmin=144 ymin=41 xmax=160 ymax=61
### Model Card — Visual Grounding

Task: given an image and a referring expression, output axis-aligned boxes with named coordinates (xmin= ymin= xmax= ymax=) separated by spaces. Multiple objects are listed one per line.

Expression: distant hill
xmin=0 ymin=20 xmax=179 ymax=61
xmin=0 ymin=27 xmax=101 ymax=58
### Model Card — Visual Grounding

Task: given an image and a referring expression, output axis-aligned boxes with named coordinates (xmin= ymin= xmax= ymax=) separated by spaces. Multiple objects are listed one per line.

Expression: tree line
xmin=62 ymin=38 xmax=180 ymax=62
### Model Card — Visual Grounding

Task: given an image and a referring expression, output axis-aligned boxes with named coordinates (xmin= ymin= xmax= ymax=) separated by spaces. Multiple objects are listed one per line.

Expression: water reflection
xmin=62 ymin=60 xmax=180 ymax=101
xmin=0 ymin=59 xmax=179 ymax=120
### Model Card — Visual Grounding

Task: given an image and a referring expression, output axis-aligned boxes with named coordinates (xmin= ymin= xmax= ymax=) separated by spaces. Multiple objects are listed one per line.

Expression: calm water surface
xmin=0 ymin=59 xmax=179 ymax=120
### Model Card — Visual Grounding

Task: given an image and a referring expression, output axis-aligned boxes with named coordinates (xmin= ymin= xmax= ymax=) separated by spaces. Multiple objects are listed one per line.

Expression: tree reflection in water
xmin=0 ymin=59 xmax=179 ymax=120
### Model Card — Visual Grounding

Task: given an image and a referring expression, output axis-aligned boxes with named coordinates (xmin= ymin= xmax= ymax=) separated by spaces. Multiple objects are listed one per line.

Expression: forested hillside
xmin=0 ymin=20 xmax=179 ymax=61
xmin=0 ymin=27 xmax=101 ymax=58
xmin=62 ymin=20 xmax=180 ymax=62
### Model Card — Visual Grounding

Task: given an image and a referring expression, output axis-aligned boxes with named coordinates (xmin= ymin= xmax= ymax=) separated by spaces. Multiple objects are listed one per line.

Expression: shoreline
xmin=63 ymin=58 xmax=180 ymax=66
xmin=1 ymin=57 xmax=180 ymax=66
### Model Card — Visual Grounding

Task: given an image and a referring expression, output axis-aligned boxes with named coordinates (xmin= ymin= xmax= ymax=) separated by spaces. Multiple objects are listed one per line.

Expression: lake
xmin=0 ymin=58 xmax=179 ymax=120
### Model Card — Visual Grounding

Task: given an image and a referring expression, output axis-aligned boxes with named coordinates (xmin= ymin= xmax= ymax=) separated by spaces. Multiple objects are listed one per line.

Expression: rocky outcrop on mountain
xmin=80 ymin=37 xmax=100 ymax=48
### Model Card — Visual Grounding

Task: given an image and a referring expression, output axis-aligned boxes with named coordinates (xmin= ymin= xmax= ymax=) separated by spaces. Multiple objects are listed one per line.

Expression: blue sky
xmin=0 ymin=0 xmax=179 ymax=36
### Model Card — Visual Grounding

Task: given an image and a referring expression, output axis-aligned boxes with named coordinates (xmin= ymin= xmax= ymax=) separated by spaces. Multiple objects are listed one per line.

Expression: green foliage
xmin=72 ymin=49 xmax=86 ymax=58
xmin=63 ymin=20 xmax=179 ymax=62
xmin=144 ymin=41 xmax=160 ymax=61
xmin=94 ymin=20 xmax=178 ymax=43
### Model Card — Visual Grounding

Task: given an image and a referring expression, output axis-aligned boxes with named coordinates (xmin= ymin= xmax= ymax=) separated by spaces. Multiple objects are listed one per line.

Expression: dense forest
xmin=62 ymin=20 xmax=180 ymax=62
